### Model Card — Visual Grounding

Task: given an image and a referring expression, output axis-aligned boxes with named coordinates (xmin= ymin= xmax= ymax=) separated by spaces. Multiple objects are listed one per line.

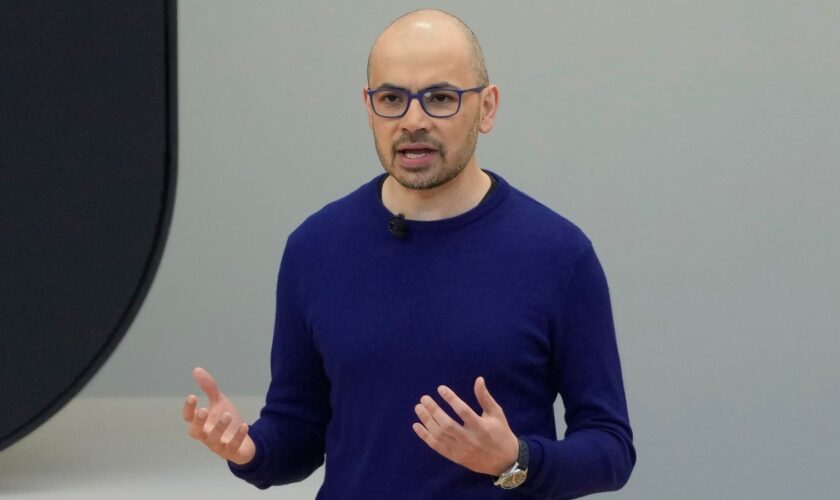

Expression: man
xmin=182 ymin=9 xmax=636 ymax=499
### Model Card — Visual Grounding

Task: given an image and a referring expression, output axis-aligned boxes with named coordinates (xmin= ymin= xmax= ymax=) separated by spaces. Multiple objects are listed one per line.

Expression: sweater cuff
xmin=227 ymin=427 xmax=265 ymax=476
xmin=517 ymin=435 xmax=545 ymax=495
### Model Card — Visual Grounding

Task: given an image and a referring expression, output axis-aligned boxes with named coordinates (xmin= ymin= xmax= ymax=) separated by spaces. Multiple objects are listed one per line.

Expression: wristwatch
xmin=493 ymin=438 xmax=529 ymax=489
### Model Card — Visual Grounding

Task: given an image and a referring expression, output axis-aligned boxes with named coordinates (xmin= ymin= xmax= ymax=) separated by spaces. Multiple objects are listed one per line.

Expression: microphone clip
xmin=388 ymin=213 xmax=407 ymax=240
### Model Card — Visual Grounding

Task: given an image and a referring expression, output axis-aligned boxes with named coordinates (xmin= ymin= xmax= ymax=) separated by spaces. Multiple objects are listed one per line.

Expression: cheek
xmin=438 ymin=124 xmax=466 ymax=149
xmin=375 ymin=123 xmax=399 ymax=143
xmin=453 ymin=115 xmax=480 ymax=146
xmin=372 ymin=126 xmax=393 ymax=153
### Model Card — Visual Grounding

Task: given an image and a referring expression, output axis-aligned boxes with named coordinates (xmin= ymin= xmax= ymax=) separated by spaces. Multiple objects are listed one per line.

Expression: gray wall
xmin=83 ymin=1 xmax=840 ymax=498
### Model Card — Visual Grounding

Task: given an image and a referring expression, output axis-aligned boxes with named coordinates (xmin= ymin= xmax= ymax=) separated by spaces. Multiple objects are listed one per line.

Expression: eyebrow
xmin=373 ymin=81 xmax=456 ymax=91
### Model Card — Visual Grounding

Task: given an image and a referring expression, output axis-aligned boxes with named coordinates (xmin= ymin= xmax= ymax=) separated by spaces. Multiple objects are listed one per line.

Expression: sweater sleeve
xmin=227 ymin=232 xmax=331 ymax=489
xmin=517 ymin=243 xmax=636 ymax=499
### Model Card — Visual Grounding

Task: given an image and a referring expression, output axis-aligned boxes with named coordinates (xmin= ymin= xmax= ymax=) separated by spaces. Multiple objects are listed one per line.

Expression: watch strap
xmin=517 ymin=437 xmax=529 ymax=470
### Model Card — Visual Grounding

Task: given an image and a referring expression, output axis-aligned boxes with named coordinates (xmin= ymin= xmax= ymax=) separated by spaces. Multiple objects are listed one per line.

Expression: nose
xmin=400 ymin=95 xmax=432 ymax=133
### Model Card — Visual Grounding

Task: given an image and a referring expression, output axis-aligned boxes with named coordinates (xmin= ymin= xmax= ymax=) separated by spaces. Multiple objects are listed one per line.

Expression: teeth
xmin=405 ymin=151 xmax=430 ymax=159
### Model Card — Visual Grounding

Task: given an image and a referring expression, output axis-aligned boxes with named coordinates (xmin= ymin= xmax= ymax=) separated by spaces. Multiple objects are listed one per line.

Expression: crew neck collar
xmin=367 ymin=169 xmax=510 ymax=233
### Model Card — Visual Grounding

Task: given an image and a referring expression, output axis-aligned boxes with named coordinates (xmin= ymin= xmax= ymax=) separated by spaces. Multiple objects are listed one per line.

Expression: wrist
xmin=492 ymin=437 xmax=529 ymax=489
xmin=495 ymin=432 xmax=520 ymax=475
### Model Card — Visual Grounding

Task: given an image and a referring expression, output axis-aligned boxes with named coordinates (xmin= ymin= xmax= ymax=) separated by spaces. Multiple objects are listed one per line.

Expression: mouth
xmin=395 ymin=143 xmax=439 ymax=168
xmin=399 ymin=149 xmax=436 ymax=159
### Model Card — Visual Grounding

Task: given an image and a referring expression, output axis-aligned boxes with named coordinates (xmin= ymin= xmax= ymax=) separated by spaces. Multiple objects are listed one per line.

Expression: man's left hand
xmin=412 ymin=376 xmax=519 ymax=476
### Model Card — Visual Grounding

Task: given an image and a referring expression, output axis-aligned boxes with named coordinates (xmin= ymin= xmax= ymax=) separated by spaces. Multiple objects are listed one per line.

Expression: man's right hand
xmin=182 ymin=366 xmax=257 ymax=466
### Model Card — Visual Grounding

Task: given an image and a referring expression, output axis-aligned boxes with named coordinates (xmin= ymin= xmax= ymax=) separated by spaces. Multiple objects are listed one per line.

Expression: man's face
xmin=365 ymin=28 xmax=484 ymax=190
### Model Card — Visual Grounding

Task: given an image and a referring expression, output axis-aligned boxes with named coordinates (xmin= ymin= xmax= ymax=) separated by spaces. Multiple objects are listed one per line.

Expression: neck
xmin=382 ymin=162 xmax=491 ymax=221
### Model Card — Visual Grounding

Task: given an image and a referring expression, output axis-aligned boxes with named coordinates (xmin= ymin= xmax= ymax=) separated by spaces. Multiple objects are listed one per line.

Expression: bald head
xmin=367 ymin=9 xmax=489 ymax=87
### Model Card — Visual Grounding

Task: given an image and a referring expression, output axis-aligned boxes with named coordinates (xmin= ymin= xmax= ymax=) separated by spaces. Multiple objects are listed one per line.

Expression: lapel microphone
xmin=388 ymin=213 xmax=407 ymax=240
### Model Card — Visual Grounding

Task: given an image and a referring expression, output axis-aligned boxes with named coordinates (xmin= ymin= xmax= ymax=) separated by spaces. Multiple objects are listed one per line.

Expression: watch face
xmin=501 ymin=469 xmax=527 ymax=489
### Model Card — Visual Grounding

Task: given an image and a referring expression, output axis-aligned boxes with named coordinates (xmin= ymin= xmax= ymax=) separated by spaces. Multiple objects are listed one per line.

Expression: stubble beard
xmin=374 ymin=115 xmax=480 ymax=191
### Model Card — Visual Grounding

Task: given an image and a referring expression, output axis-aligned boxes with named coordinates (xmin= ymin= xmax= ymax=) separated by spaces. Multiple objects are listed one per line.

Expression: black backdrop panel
xmin=0 ymin=1 xmax=176 ymax=450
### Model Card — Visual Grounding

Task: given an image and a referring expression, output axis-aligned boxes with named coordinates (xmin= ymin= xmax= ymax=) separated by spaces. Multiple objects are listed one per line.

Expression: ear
xmin=478 ymin=85 xmax=500 ymax=134
xmin=363 ymin=86 xmax=374 ymax=130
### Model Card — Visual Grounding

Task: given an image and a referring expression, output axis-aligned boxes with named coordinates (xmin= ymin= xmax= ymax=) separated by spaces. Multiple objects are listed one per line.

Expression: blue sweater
xmin=229 ymin=170 xmax=636 ymax=499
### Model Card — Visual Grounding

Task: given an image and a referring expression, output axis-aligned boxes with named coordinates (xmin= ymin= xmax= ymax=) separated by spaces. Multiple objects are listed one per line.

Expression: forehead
xmin=369 ymin=25 xmax=473 ymax=89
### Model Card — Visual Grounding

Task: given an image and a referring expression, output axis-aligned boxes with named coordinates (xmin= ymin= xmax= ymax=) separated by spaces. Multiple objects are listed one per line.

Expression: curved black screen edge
xmin=0 ymin=0 xmax=178 ymax=451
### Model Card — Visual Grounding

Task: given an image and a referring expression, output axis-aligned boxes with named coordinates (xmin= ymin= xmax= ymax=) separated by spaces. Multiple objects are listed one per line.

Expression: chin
xmin=390 ymin=164 xmax=463 ymax=191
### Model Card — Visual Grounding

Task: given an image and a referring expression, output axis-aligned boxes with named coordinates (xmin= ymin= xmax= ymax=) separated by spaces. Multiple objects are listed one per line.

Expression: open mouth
xmin=396 ymin=147 xmax=438 ymax=168
xmin=395 ymin=141 xmax=440 ymax=168
xmin=399 ymin=149 xmax=436 ymax=159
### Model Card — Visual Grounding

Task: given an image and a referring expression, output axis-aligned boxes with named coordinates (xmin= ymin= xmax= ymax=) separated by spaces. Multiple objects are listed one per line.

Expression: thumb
xmin=192 ymin=366 xmax=222 ymax=403
xmin=474 ymin=376 xmax=501 ymax=416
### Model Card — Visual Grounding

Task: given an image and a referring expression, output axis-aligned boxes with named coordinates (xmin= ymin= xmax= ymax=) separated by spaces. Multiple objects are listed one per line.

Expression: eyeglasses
xmin=367 ymin=85 xmax=486 ymax=118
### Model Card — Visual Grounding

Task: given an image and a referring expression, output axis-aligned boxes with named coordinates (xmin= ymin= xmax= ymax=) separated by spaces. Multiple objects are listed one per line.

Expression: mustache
xmin=392 ymin=132 xmax=445 ymax=156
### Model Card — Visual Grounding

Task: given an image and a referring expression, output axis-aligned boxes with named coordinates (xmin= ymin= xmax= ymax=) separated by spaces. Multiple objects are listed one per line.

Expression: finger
xmin=188 ymin=407 xmax=209 ymax=440
xmin=474 ymin=376 xmax=502 ymax=416
xmin=224 ymin=422 xmax=249 ymax=455
xmin=193 ymin=366 xmax=222 ymax=403
xmin=414 ymin=403 xmax=448 ymax=441
xmin=206 ymin=412 xmax=232 ymax=446
xmin=182 ymin=394 xmax=197 ymax=422
xmin=421 ymin=395 xmax=465 ymax=440
xmin=437 ymin=385 xmax=480 ymax=426
xmin=412 ymin=422 xmax=453 ymax=461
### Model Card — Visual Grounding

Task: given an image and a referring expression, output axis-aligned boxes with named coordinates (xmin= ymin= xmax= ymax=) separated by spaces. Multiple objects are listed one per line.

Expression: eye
xmin=426 ymin=91 xmax=457 ymax=104
xmin=377 ymin=92 xmax=404 ymax=104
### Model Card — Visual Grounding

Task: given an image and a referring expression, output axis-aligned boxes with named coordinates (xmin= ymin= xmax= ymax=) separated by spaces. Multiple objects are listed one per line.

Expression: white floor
xmin=0 ymin=396 xmax=324 ymax=499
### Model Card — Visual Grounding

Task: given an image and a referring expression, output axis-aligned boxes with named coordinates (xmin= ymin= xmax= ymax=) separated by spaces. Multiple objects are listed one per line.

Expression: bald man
xmin=183 ymin=9 xmax=635 ymax=499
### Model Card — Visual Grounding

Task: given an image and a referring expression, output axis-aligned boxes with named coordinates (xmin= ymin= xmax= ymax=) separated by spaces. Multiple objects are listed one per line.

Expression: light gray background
xmin=4 ymin=1 xmax=839 ymax=499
